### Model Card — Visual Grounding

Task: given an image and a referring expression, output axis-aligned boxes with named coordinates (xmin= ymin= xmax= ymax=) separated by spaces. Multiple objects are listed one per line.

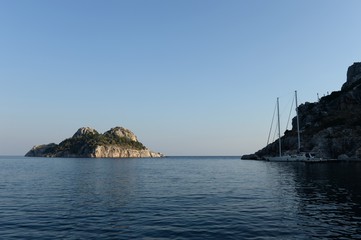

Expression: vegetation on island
xmin=51 ymin=132 xmax=146 ymax=155
xmin=26 ymin=126 xmax=153 ymax=158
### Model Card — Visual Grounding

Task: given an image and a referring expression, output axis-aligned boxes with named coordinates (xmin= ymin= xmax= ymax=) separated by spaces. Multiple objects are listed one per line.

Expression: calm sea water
xmin=0 ymin=156 xmax=361 ymax=239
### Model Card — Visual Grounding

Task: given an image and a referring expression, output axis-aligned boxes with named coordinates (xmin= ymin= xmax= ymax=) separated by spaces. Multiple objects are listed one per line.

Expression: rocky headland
xmin=242 ymin=62 xmax=361 ymax=160
xmin=25 ymin=126 xmax=163 ymax=158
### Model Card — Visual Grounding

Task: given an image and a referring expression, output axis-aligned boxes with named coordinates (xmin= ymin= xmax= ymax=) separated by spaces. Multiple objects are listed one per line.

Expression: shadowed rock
xmin=242 ymin=62 xmax=361 ymax=160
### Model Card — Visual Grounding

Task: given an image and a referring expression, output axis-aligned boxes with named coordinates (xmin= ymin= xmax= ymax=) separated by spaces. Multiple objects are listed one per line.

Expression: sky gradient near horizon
xmin=1 ymin=0 xmax=361 ymax=156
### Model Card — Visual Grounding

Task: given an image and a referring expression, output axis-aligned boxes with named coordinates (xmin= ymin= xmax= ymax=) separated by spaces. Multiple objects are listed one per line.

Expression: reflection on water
xmin=69 ymin=158 xmax=138 ymax=209
xmin=0 ymin=156 xmax=360 ymax=239
xmin=269 ymin=162 xmax=361 ymax=238
xmin=296 ymin=163 xmax=361 ymax=239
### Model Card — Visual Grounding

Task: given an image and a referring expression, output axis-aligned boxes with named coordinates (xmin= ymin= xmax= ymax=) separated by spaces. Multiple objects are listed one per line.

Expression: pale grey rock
xmin=73 ymin=127 xmax=98 ymax=138
xmin=25 ymin=126 xmax=163 ymax=158
xmin=104 ymin=127 xmax=138 ymax=142
xmin=92 ymin=145 xmax=163 ymax=158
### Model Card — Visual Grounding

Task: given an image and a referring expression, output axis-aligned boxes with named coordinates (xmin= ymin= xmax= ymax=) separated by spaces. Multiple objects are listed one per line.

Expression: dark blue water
xmin=1 ymin=156 xmax=361 ymax=239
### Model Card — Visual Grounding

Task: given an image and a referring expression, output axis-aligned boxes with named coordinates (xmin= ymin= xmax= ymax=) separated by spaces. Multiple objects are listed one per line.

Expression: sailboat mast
xmin=277 ymin=97 xmax=282 ymax=157
xmin=295 ymin=91 xmax=301 ymax=152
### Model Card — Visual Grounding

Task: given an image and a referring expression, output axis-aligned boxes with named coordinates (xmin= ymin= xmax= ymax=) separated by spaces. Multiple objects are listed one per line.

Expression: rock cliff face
xmin=25 ymin=126 xmax=163 ymax=158
xmin=243 ymin=62 xmax=361 ymax=160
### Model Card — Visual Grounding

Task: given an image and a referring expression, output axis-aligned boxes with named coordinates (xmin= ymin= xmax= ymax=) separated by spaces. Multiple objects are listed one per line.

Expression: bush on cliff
xmin=55 ymin=132 xmax=146 ymax=154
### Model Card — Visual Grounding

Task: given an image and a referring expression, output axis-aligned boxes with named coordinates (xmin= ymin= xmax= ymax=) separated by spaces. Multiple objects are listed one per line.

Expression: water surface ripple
xmin=0 ymin=156 xmax=360 ymax=239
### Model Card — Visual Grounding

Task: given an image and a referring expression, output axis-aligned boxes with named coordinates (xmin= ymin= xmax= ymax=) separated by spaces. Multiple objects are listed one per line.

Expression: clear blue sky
xmin=1 ymin=0 xmax=360 ymax=156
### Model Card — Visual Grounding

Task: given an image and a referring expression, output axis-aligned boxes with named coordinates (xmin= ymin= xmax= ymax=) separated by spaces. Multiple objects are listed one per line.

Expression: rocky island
xmin=25 ymin=126 xmax=163 ymax=158
xmin=243 ymin=62 xmax=361 ymax=160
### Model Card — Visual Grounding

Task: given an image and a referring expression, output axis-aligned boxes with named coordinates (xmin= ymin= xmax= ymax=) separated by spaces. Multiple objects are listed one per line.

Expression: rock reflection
xmin=68 ymin=158 xmax=138 ymax=210
xmin=271 ymin=162 xmax=361 ymax=239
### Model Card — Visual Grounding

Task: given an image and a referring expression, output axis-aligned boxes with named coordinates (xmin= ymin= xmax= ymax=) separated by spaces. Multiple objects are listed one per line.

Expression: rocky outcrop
xmin=72 ymin=127 xmax=99 ymax=138
xmin=26 ymin=143 xmax=58 ymax=157
xmin=342 ymin=62 xmax=361 ymax=90
xmin=92 ymin=146 xmax=162 ymax=158
xmin=25 ymin=126 xmax=163 ymax=158
xmin=242 ymin=62 xmax=361 ymax=160
xmin=104 ymin=127 xmax=138 ymax=142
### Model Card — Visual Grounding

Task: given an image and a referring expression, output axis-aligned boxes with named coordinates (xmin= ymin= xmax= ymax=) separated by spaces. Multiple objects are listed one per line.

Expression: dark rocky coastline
xmin=242 ymin=62 xmax=361 ymax=160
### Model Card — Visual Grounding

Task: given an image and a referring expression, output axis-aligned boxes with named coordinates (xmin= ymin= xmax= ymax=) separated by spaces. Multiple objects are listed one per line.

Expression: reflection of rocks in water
xmin=69 ymin=159 xmax=137 ymax=210
xmin=276 ymin=162 xmax=361 ymax=238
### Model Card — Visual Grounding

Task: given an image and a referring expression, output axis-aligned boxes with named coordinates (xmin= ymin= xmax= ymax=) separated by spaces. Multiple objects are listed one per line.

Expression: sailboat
xmin=266 ymin=91 xmax=320 ymax=162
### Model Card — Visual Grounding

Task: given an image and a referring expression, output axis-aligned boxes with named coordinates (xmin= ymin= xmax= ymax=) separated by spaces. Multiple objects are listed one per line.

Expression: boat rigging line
xmin=267 ymin=100 xmax=277 ymax=146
